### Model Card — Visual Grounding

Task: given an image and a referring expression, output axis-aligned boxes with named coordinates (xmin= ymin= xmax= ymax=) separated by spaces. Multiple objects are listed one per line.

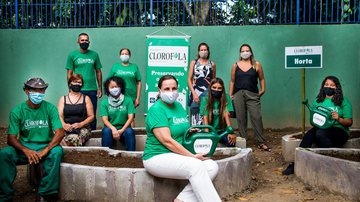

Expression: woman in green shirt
xmin=143 ymin=75 xmax=221 ymax=202
xmin=200 ymin=77 xmax=237 ymax=147
xmin=283 ymin=76 xmax=353 ymax=175
xmin=108 ymin=48 xmax=141 ymax=127
xmin=100 ymin=76 xmax=136 ymax=151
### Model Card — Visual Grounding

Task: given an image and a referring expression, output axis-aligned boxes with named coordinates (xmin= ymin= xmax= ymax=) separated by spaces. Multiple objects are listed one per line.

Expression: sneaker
xmin=282 ymin=163 xmax=294 ymax=175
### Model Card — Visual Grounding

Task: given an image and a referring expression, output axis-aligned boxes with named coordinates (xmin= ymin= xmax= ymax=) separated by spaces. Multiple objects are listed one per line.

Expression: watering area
xmin=54 ymin=128 xmax=251 ymax=201
xmin=281 ymin=129 xmax=360 ymax=200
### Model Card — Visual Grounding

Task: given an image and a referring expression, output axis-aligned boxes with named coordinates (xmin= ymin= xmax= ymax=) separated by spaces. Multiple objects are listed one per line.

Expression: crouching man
xmin=0 ymin=77 xmax=65 ymax=202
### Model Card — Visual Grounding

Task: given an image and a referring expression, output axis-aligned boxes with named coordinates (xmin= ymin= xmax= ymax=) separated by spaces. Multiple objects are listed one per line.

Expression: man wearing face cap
xmin=0 ymin=78 xmax=65 ymax=202
xmin=66 ymin=33 xmax=103 ymax=130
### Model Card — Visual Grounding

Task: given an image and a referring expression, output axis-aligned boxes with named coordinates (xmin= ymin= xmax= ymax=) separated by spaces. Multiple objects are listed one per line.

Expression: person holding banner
xmin=200 ymin=77 xmax=236 ymax=147
xmin=229 ymin=44 xmax=270 ymax=151
xmin=108 ymin=48 xmax=141 ymax=127
xmin=188 ymin=42 xmax=216 ymax=126
xmin=100 ymin=76 xmax=136 ymax=151
xmin=282 ymin=75 xmax=353 ymax=175
xmin=143 ymin=75 xmax=221 ymax=202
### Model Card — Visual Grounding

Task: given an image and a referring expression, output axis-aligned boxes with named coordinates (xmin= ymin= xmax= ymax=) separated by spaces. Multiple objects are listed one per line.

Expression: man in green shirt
xmin=66 ymin=33 xmax=103 ymax=130
xmin=0 ymin=78 xmax=65 ymax=202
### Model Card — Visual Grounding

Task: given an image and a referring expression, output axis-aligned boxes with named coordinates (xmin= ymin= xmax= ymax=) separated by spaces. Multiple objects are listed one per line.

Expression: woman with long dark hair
xmin=200 ymin=78 xmax=236 ymax=146
xmin=282 ymin=75 xmax=353 ymax=175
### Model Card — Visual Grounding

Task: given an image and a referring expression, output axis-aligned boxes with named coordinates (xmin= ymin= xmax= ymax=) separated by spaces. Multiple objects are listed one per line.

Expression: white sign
xmin=285 ymin=46 xmax=323 ymax=69
xmin=148 ymin=46 xmax=188 ymax=67
xmin=194 ymin=139 xmax=213 ymax=154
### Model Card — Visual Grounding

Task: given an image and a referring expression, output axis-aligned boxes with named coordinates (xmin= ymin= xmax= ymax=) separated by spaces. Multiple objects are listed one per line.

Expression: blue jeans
xmin=81 ymin=90 xmax=97 ymax=130
xmin=101 ymin=127 xmax=136 ymax=151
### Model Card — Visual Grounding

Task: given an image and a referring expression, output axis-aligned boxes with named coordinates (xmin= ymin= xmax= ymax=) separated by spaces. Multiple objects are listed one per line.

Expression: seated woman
xmin=142 ymin=75 xmax=221 ymax=202
xmin=282 ymin=75 xmax=353 ymax=175
xmin=100 ymin=76 xmax=136 ymax=151
xmin=58 ymin=74 xmax=94 ymax=146
xmin=200 ymin=77 xmax=237 ymax=147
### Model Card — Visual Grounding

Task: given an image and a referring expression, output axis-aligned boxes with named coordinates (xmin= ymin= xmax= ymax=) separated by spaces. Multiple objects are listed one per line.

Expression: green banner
xmin=146 ymin=36 xmax=191 ymax=112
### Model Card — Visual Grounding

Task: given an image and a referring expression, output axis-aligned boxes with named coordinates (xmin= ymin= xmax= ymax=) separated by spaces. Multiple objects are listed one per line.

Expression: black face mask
xmin=323 ymin=87 xmax=335 ymax=96
xmin=79 ymin=42 xmax=89 ymax=50
xmin=70 ymin=84 xmax=82 ymax=92
xmin=211 ymin=90 xmax=222 ymax=99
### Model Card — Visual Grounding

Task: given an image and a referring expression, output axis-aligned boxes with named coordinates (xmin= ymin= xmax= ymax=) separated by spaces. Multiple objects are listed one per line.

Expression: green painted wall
xmin=0 ymin=25 xmax=359 ymax=129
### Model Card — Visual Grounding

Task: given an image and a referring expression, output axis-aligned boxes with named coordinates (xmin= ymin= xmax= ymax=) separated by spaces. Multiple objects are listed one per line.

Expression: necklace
xmin=68 ymin=94 xmax=82 ymax=104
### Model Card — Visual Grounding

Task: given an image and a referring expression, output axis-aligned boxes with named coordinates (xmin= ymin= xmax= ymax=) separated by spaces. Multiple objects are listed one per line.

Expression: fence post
xmin=15 ymin=0 xmax=19 ymax=28
xmin=296 ymin=0 xmax=300 ymax=25
xmin=150 ymin=0 xmax=153 ymax=26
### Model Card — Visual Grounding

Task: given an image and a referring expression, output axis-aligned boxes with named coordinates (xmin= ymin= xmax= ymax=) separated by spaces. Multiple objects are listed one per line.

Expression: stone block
xmin=281 ymin=132 xmax=302 ymax=162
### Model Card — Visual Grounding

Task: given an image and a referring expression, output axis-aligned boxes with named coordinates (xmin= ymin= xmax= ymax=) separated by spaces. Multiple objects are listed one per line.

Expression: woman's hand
xmin=63 ymin=123 xmax=73 ymax=132
xmin=228 ymin=134 xmax=237 ymax=145
xmin=134 ymin=98 xmax=140 ymax=107
xmin=71 ymin=122 xmax=82 ymax=129
xmin=230 ymin=95 xmax=234 ymax=100
xmin=194 ymin=153 xmax=208 ymax=161
xmin=332 ymin=111 xmax=339 ymax=121
xmin=193 ymin=94 xmax=200 ymax=103
xmin=111 ymin=128 xmax=120 ymax=141
xmin=258 ymin=90 xmax=265 ymax=96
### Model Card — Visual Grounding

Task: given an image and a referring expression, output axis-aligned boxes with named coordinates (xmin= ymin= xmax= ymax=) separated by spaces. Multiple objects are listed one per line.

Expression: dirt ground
xmin=0 ymin=128 xmax=357 ymax=202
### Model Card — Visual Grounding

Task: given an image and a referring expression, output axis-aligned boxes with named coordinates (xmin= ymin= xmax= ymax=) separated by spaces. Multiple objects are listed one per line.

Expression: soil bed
xmin=321 ymin=153 xmax=360 ymax=162
xmin=63 ymin=150 xmax=231 ymax=168
xmin=63 ymin=150 xmax=144 ymax=168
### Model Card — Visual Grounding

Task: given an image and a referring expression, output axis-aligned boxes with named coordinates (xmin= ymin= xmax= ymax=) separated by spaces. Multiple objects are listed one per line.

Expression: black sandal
xmin=258 ymin=144 xmax=271 ymax=152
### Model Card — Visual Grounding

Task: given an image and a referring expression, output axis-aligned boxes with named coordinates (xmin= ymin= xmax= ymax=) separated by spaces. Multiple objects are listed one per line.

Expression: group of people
xmin=0 ymin=32 xmax=353 ymax=201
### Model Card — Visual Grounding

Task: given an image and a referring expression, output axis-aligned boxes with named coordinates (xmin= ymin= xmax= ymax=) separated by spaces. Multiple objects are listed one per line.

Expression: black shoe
xmin=282 ymin=163 xmax=294 ymax=175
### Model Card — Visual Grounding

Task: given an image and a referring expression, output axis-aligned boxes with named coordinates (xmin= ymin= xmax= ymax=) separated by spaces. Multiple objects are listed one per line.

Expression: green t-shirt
xmin=7 ymin=101 xmax=63 ymax=143
xmin=313 ymin=97 xmax=352 ymax=134
xmin=100 ymin=96 xmax=136 ymax=129
xmin=200 ymin=94 xmax=233 ymax=131
xmin=108 ymin=63 xmax=141 ymax=101
xmin=143 ymin=100 xmax=190 ymax=160
xmin=66 ymin=49 xmax=103 ymax=91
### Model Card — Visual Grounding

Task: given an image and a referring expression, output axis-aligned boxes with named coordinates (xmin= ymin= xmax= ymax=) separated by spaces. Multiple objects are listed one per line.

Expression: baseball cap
xmin=24 ymin=77 xmax=49 ymax=89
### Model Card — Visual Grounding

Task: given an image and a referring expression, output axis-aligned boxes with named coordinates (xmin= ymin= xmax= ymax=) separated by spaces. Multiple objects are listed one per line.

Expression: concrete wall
xmin=0 ymin=25 xmax=359 ymax=128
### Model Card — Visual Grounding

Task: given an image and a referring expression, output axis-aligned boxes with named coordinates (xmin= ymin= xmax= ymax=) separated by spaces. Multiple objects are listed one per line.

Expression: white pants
xmin=143 ymin=153 xmax=221 ymax=202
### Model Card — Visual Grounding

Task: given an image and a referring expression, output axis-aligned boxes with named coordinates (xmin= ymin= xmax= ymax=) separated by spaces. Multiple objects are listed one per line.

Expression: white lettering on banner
xmin=148 ymin=46 xmax=188 ymax=67
xmin=151 ymin=70 xmax=185 ymax=77
xmin=294 ymin=58 xmax=313 ymax=65
xmin=24 ymin=119 xmax=49 ymax=129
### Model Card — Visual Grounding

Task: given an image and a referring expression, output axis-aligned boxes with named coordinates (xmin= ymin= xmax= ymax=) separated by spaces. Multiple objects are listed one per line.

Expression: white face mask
xmin=199 ymin=51 xmax=208 ymax=59
xmin=109 ymin=87 xmax=121 ymax=97
xmin=240 ymin=51 xmax=252 ymax=59
xmin=160 ymin=91 xmax=179 ymax=104
xmin=120 ymin=55 xmax=130 ymax=63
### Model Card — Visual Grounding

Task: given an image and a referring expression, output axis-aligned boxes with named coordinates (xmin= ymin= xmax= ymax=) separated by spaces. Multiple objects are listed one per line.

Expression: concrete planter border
xmin=59 ymin=147 xmax=252 ymax=202
xmin=295 ymin=148 xmax=360 ymax=200
xmin=282 ymin=128 xmax=360 ymax=162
